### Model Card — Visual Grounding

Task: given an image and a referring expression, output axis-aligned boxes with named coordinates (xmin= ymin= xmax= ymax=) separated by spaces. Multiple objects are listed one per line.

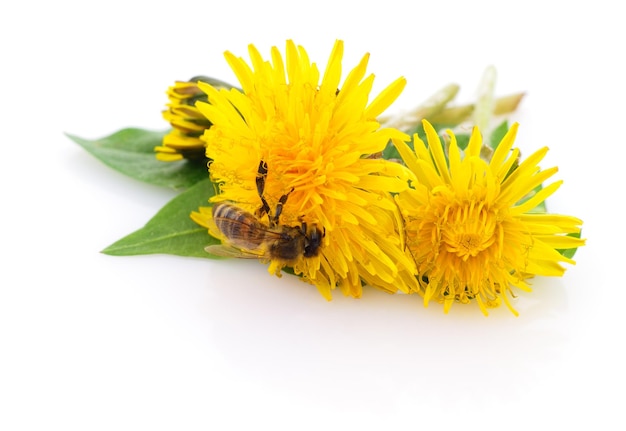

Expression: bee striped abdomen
xmin=212 ymin=203 xmax=270 ymax=250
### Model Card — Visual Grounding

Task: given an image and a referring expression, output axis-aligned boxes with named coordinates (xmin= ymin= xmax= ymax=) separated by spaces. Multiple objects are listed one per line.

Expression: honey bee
xmin=205 ymin=161 xmax=324 ymax=262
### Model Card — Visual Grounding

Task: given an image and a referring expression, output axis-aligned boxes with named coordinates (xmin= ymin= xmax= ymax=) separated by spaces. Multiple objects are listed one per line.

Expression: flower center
xmin=441 ymin=201 xmax=497 ymax=261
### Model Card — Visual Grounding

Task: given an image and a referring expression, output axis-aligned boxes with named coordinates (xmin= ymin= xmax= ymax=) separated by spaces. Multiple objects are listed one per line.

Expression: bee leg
xmin=273 ymin=188 xmax=294 ymax=226
xmin=256 ymin=160 xmax=271 ymax=220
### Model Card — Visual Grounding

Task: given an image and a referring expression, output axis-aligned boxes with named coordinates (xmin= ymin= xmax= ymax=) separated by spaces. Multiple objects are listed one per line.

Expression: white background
xmin=1 ymin=1 xmax=623 ymax=430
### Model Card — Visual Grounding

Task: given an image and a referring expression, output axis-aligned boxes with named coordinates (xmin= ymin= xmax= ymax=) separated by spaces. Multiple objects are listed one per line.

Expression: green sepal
xmin=102 ymin=178 xmax=220 ymax=258
xmin=67 ymin=128 xmax=207 ymax=190
xmin=473 ymin=65 xmax=497 ymax=132
xmin=557 ymin=231 xmax=583 ymax=259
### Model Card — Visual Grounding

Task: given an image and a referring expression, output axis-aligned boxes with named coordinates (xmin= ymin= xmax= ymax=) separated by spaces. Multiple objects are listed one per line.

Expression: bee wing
xmin=212 ymin=217 xmax=286 ymax=250
xmin=205 ymin=244 xmax=268 ymax=260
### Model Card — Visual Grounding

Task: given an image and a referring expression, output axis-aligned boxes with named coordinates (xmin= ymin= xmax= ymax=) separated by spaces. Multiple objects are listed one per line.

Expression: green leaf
xmin=453 ymin=133 xmax=471 ymax=151
xmin=382 ymin=139 xmax=405 ymax=161
xmin=516 ymin=183 xmax=547 ymax=213
xmin=557 ymin=231 xmax=583 ymax=259
xmin=489 ymin=120 xmax=510 ymax=150
xmin=102 ymin=178 xmax=220 ymax=258
xmin=67 ymin=128 xmax=207 ymax=190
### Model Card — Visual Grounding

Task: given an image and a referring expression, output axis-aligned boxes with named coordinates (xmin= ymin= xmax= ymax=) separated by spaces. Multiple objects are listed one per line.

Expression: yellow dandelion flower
xmin=393 ymin=120 xmax=585 ymax=315
xmin=191 ymin=40 xmax=418 ymax=299
xmin=156 ymin=77 xmax=232 ymax=162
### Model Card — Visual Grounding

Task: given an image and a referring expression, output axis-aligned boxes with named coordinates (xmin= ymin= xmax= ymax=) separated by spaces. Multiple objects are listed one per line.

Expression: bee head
xmin=303 ymin=225 xmax=325 ymax=258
